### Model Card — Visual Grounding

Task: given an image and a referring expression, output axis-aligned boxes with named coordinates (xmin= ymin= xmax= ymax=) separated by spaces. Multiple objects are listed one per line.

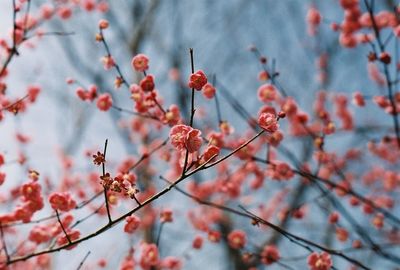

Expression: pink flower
xmin=352 ymin=92 xmax=365 ymax=107
xmin=203 ymin=145 xmax=220 ymax=162
xmin=339 ymin=33 xmax=357 ymax=48
xmin=37 ymin=254 xmax=51 ymax=268
xmin=258 ymin=70 xmax=270 ymax=81
xmin=98 ymin=259 xmax=107 ymax=268
xmin=124 ymin=214 xmax=141 ymax=234
xmin=271 ymin=162 xmax=294 ymax=181
xmin=219 ymin=121 xmax=234 ymax=135
xmin=140 ymin=243 xmax=159 ymax=269
xmin=307 ymin=252 xmax=332 ymax=270
xmin=87 ymin=85 xmax=98 ymax=101
xmin=21 ymin=181 xmax=42 ymax=200
xmin=56 ymin=229 xmax=80 ymax=249
xmin=202 ymin=83 xmax=216 ymax=99
xmin=306 ymin=6 xmax=321 ymax=26
xmin=261 ymin=245 xmax=280 ymax=265
xmin=208 ymin=230 xmax=221 ymax=243
xmin=40 ymin=4 xmax=54 ymax=20
xmin=188 ymin=70 xmax=207 ymax=90
xmin=169 ymin=125 xmax=203 ymax=153
xmin=29 ymin=225 xmax=51 ymax=244
xmin=227 ymin=230 xmax=247 ymax=249
xmin=329 ymin=212 xmax=339 ymax=224
xmin=97 ymin=2 xmax=109 ymax=12
xmin=336 ymin=227 xmax=348 ymax=242
xmin=258 ymin=113 xmax=279 ymax=132
xmin=76 ymin=88 xmax=87 ymax=101
xmin=27 ymin=85 xmax=41 ymax=103
xmin=58 ymin=7 xmax=72 ymax=20
xmin=131 ymin=54 xmax=149 ymax=72
xmin=101 ymin=56 xmax=115 ymax=70
xmin=96 ymin=93 xmax=113 ymax=111
xmin=281 ymin=97 xmax=298 ymax=116
xmin=306 ymin=6 xmax=322 ymax=35
xmin=170 ymin=125 xmax=192 ymax=151
xmin=98 ymin=19 xmax=109 ymax=29
xmin=186 ymin=129 xmax=203 ymax=153
xmin=49 ymin=192 xmax=76 ymax=212
xmin=160 ymin=257 xmax=182 ymax=270
xmin=140 ymin=75 xmax=155 ymax=92
xmin=164 ymin=104 xmax=181 ymax=126
xmin=83 ymin=0 xmax=96 ymax=11
xmin=192 ymin=235 xmax=203 ymax=249
xmin=120 ymin=257 xmax=135 ymax=270
xmin=160 ymin=209 xmax=173 ymax=223
xmin=257 ymin=84 xmax=277 ymax=102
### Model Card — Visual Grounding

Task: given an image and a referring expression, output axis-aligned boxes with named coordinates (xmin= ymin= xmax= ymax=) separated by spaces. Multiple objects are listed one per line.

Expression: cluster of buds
xmin=100 ymin=172 xmax=140 ymax=200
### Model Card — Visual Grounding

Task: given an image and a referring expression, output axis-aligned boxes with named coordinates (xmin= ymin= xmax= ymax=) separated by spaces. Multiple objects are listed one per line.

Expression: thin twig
xmin=156 ymin=222 xmax=164 ymax=247
xmin=102 ymin=139 xmax=112 ymax=224
xmin=56 ymin=210 xmax=71 ymax=244
xmin=76 ymin=251 xmax=91 ymax=270
xmin=181 ymin=48 xmax=196 ymax=176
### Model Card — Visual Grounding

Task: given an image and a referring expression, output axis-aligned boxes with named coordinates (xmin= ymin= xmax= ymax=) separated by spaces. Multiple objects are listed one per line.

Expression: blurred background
xmin=0 ymin=0 xmax=399 ymax=269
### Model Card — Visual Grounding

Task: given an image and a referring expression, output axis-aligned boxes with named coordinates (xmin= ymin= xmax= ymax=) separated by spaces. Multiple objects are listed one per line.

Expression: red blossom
xmin=258 ymin=112 xmax=279 ymax=132
xmin=257 ymin=84 xmax=277 ymax=102
xmin=307 ymin=252 xmax=332 ymax=270
xmin=49 ymin=192 xmax=76 ymax=212
xmin=202 ymin=83 xmax=216 ymax=99
xmin=140 ymin=75 xmax=155 ymax=92
xmin=98 ymin=19 xmax=109 ymax=29
xmin=188 ymin=70 xmax=208 ymax=90
xmin=96 ymin=93 xmax=113 ymax=111
xmin=124 ymin=214 xmax=141 ymax=234
xmin=139 ymin=243 xmax=159 ymax=269
xmin=227 ymin=230 xmax=247 ymax=249
xmin=169 ymin=124 xmax=203 ymax=153
xmin=261 ymin=245 xmax=280 ymax=265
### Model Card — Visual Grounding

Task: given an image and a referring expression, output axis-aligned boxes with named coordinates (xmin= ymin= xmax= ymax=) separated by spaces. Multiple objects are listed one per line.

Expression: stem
xmin=213 ymin=74 xmax=222 ymax=124
xmin=102 ymin=139 xmax=112 ymax=224
xmin=76 ymin=251 xmax=91 ymax=270
xmin=156 ymin=222 xmax=164 ymax=247
xmin=132 ymin=194 xmax=141 ymax=206
xmin=189 ymin=48 xmax=196 ymax=127
xmin=56 ymin=210 xmax=71 ymax=244
xmin=181 ymin=48 xmax=196 ymax=176
xmin=99 ymin=29 xmax=130 ymax=88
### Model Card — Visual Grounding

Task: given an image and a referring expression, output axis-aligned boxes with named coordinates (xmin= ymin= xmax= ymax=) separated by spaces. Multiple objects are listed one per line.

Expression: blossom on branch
xmin=258 ymin=113 xmax=279 ymax=132
xmin=49 ymin=192 xmax=76 ymax=212
xmin=307 ymin=252 xmax=332 ymax=270
xmin=188 ymin=70 xmax=207 ymax=90
xmin=169 ymin=124 xmax=203 ymax=153
xmin=131 ymin=54 xmax=149 ymax=72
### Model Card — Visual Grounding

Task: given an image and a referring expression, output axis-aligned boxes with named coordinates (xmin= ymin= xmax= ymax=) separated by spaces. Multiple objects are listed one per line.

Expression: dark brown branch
xmin=56 ymin=210 xmax=71 ymax=244
xmin=102 ymin=139 xmax=112 ymax=224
